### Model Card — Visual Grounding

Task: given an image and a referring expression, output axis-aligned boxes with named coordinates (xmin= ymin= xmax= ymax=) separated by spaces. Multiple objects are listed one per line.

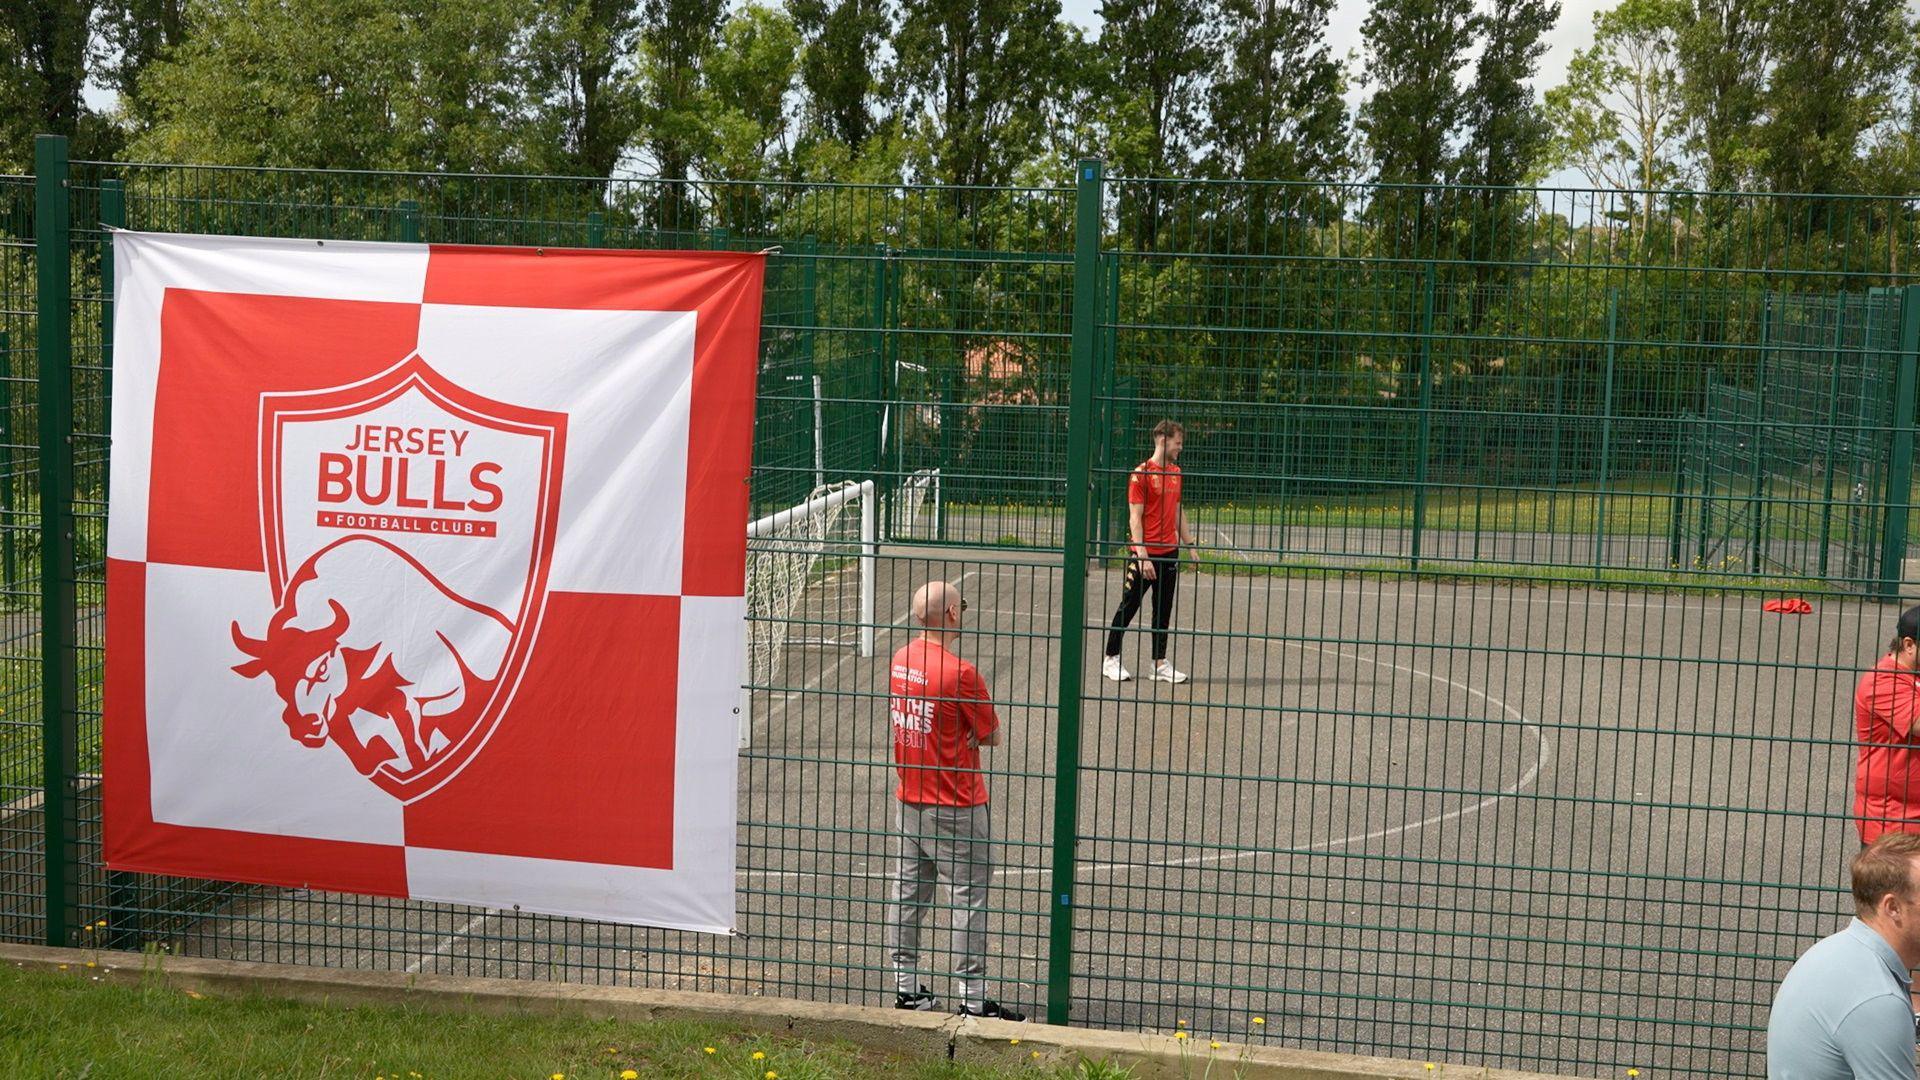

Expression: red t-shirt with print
xmin=889 ymin=638 xmax=999 ymax=806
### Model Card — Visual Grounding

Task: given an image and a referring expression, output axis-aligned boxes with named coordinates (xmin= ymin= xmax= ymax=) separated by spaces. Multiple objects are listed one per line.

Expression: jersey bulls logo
xmin=230 ymin=356 xmax=567 ymax=803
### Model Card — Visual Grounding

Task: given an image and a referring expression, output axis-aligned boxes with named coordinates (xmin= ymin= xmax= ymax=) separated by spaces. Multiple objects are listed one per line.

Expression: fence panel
xmin=0 ymin=171 xmax=41 ymax=944
xmin=20 ymin=144 xmax=1920 ymax=1080
xmin=1079 ymin=176 xmax=1920 ymax=1078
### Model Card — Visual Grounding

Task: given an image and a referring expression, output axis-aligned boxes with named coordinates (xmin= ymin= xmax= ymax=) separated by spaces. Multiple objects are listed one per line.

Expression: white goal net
xmin=744 ymin=480 xmax=877 ymax=688
xmin=887 ymin=468 xmax=942 ymax=541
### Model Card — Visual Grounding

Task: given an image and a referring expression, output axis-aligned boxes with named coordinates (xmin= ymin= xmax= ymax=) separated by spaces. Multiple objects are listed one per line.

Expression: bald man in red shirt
xmin=885 ymin=580 xmax=1024 ymax=1021
xmin=1855 ymin=605 xmax=1920 ymax=844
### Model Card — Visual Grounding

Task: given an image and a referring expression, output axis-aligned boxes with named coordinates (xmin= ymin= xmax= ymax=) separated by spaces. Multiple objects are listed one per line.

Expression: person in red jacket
xmin=884 ymin=580 xmax=1024 ymax=1021
xmin=1855 ymin=605 xmax=1920 ymax=844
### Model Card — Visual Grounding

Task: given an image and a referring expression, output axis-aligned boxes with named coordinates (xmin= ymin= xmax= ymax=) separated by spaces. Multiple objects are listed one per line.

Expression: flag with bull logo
xmin=103 ymin=231 xmax=762 ymax=934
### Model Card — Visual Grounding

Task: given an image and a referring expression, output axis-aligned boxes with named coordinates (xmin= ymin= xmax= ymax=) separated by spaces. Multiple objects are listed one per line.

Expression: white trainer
xmin=1102 ymin=655 xmax=1132 ymax=682
xmin=1151 ymin=660 xmax=1190 ymax=684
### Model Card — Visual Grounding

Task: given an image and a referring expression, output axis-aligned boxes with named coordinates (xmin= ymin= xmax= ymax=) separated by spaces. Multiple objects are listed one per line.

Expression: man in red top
xmin=1856 ymin=605 xmax=1920 ymax=844
xmin=1104 ymin=419 xmax=1197 ymax=684
xmin=885 ymin=580 xmax=1023 ymax=1021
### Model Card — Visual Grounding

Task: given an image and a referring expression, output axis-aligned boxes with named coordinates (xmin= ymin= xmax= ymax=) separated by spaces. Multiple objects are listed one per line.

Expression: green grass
xmin=0 ymin=962 xmax=1124 ymax=1080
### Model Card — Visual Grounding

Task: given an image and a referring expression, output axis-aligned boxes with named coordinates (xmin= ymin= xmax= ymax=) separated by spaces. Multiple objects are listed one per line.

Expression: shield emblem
xmin=236 ymin=355 xmax=567 ymax=803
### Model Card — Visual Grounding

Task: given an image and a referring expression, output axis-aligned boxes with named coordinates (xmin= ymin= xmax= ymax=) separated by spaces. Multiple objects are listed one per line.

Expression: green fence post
xmin=871 ymin=245 xmax=891 ymax=492
xmin=0 ymin=329 xmax=12 ymax=593
xmin=1820 ymin=300 xmax=1847 ymax=579
xmin=1410 ymin=263 xmax=1435 ymax=572
xmin=35 ymin=133 xmax=79 ymax=949
xmin=798 ymin=236 xmax=820 ymax=490
xmin=396 ymin=199 xmax=420 ymax=244
xmin=586 ymin=211 xmax=605 ymax=248
xmin=1879 ymin=285 xmax=1920 ymax=601
xmin=99 ymin=177 xmax=140 ymax=949
xmin=1593 ymin=288 xmax=1619 ymax=574
xmin=1749 ymin=294 xmax=1771 ymax=573
xmin=1046 ymin=158 xmax=1102 ymax=1026
xmin=1547 ymin=372 xmax=1563 ymax=538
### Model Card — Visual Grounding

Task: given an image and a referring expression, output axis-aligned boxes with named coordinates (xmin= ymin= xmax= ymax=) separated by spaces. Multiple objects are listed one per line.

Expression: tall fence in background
xmin=7 ymin=134 xmax=1920 ymax=1078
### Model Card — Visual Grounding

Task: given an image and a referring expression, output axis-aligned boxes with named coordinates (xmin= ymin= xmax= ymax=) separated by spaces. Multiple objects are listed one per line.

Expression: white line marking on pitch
xmin=741 ymin=637 xmax=1551 ymax=883
xmin=406 ymin=909 xmax=495 ymax=973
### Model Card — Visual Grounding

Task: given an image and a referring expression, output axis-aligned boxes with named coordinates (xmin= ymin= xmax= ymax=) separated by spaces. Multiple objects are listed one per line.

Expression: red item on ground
xmin=1762 ymin=598 xmax=1813 ymax=614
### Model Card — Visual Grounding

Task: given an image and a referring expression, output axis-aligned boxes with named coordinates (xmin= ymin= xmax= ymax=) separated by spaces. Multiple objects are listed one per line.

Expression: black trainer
xmin=958 ymin=999 xmax=1027 ymax=1022
xmin=895 ymin=985 xmax=939 ymax=1011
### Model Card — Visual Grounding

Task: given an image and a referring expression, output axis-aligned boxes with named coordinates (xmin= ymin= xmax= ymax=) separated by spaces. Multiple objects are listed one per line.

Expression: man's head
xmin=1151 ymin=419 xmax=1185 ymax=462
xmin=1892 ymin=605 xmax=1920 ymax=669
xmin=911 ymin=580 xmax=967 ymax=633
xmin=1853 ymin=833 xmax=1920 ymax=958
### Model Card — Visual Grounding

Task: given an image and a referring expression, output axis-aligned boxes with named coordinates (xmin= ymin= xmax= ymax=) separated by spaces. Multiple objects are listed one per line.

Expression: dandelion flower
xmin=1175 ymin=1032 xmax=1189 ymax=1041
xmin=752 ymin=1051 xmax=766 ymax=1061
xmin=1177 ymin=1019 xmax=1187 ymax=1028
xmin=1010 ymin=1038 xmax=1020 ymax=1045
xmin=622 ymin=1072 xmax=638 ymax=1079
xmin=766 ymin=1072 xmax=778 ymax=1080
xmin=1628 ymin=1072 xmax=1640 ymax=1078
xmin=1030 ymin=1051 xmax=1041 ymax=1060
xmin=703 ymin=1047 xmax=716 ymax=1055
xmin=1210 ymin=1042 xmax=1221 ymax=1050
xmin=1251 ymin=1016 xmax=1265 ymax=1026
xmin=85 ymin=962 xmax=96 ymax=969
xmin=551 ymin=1073 xmax=564 ymax=1079
xmin=1426 ymin=1066 xmax=1436 ymax=1072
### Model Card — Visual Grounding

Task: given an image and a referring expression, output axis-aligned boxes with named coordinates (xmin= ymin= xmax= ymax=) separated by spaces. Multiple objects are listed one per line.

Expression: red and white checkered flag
xmin=104 ymin=232 xmax=762 ymax=934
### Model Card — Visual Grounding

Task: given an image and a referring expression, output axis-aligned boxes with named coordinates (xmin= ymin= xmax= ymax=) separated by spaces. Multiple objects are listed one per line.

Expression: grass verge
xmin=0 ymin=961 xmax=1127 ymax=1080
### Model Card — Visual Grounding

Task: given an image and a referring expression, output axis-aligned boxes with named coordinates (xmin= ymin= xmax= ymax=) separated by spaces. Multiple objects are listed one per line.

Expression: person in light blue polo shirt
xmin=1769 ymin=832 xmax=1920 ymax=1078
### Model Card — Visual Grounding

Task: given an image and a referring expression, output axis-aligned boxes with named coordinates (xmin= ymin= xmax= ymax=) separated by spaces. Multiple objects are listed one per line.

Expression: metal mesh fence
xmin=7 ymin=142 xmax=1920 ymax=1079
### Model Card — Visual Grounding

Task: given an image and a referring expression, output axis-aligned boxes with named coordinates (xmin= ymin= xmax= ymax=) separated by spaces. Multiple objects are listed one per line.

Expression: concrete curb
xmin=2 ymin=943 xmax=1582 ymax=1079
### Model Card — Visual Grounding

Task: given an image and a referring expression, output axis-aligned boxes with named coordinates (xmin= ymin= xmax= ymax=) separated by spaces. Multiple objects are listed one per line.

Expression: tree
xmin=890 ymin=0 xmax=1071 ymax=187
xmin=1543 ymin=0 xmax=1687 ymax=231
xmin=790 ymin=0 xmax=889 ymax=151
xmin=131 ymin=0 xmax=540 ymax=171
xmin=1460 ymin=0 xmax=1558 ymax=189
xmin=1676 ymin=0 xmax=1770 ymax=191
xmin=1202 ymin=0 xmax=1346 ymax=212
xmin=1356 ymin=0 xmax=1476 ymax=187
xmin=1098 ymin=0 xmax=1214 ymax=244
xmin=98 ymin=0 xmax=188 ymax=111
xmin=1756 ymin=0 xmax=1911 ymax=194
xmin=633 ymin=0 xmax=727 ymax=182
xmin=522 ymin=0 xmax=642 ymax=177
xmin=1 ymin=0 xmax=115 ymax=168
xmin=705 ymin=3 xmax=803 ymax=180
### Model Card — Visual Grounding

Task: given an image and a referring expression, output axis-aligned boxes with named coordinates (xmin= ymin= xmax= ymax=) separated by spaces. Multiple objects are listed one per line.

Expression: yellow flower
xmin=1210 ymin=1042 xmax=1221 ymax=1050
xmin=551 ymin=1074 xmax=564 ymax=1079
xmin=56 ymin=965 xmax=67 ymax=971
xmin=606 ymin=1046 xmax=619 ymax=1053
xmin=1030 ymin=1051 xmax=1040 ymax=1059
xmin=1176 ymin=1019 xmax=1187 ymax=1028
xmin=1426 ymin=1066 xmax=1436 ymax=1072
xmin=85 ymin=962 xmax=96 ymax=969
xmin=766 ymin=1073 xmax=778 ymax=1080
xmin=1174 ymin=1031 xmax=1189 ymax=1041
xmin=703 ymin=1047 xmax=716 ymax=1055
xmin=621 ymin=1072 xmax=638 ymax=1079
xmin=1627 ymin=1072 xmax=1640 ymax=1078
xmin=1009 ymin=1039 xmax=1020 ymax=1046
xmin=1251 ymin=1017 xmax=1265 ymax=1026
xmin=752 ymin=1051 xmax=766 ymax=1061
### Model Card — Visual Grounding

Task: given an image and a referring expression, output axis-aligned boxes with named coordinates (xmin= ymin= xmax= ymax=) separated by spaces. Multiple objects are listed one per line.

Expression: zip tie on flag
xmin=758 ymin=245 xmax=782 ymax=256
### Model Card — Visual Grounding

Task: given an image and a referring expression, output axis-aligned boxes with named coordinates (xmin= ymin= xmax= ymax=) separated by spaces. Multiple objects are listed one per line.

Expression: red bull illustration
xmin=230 ymin=536 xmax=512 ymax=786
